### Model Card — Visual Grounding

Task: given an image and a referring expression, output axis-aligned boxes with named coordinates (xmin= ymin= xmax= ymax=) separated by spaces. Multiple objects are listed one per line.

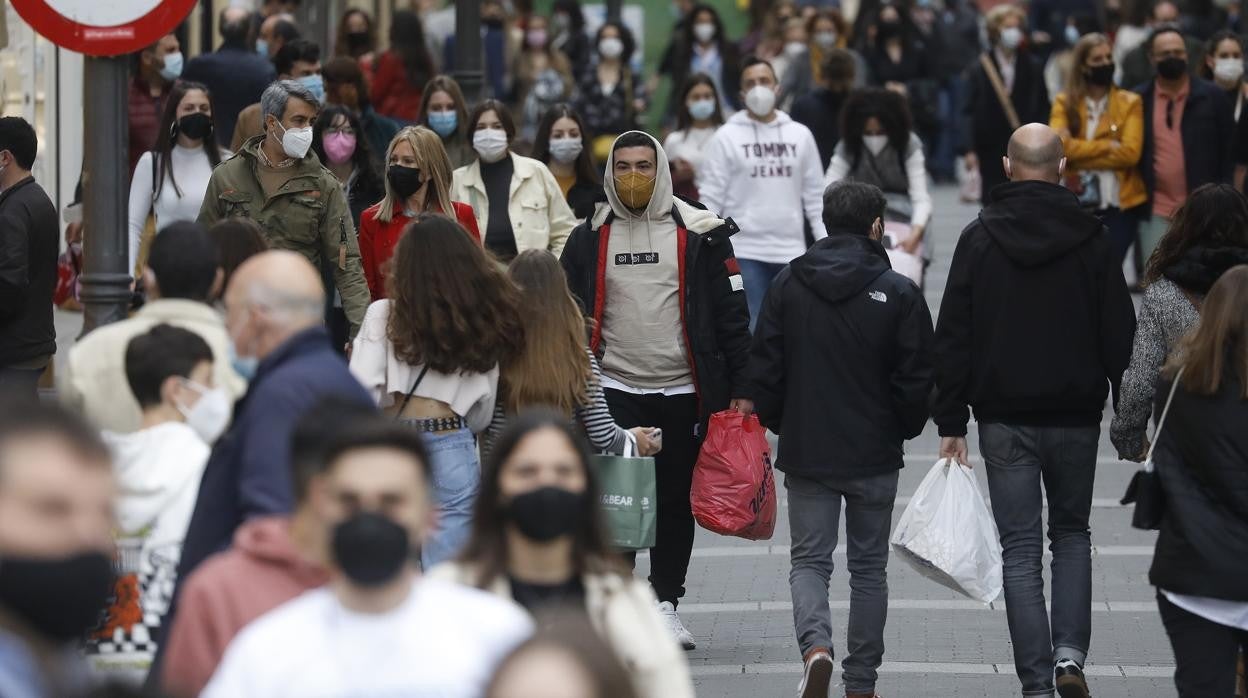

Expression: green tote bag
xmin=591 ymin=433 xmax=657 ymax=551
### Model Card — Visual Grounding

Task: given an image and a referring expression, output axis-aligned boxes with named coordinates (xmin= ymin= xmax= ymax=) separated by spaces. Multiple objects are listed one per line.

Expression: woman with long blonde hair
xmin=357 ymin=125 xmax=482 ymax=298
xmin=482 ymin=250 xmax=660 ymax=458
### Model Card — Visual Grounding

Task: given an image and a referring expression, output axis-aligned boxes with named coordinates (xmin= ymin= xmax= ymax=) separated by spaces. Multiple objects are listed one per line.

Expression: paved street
xmin=638 ymin=184 xmax=1173 ymax=697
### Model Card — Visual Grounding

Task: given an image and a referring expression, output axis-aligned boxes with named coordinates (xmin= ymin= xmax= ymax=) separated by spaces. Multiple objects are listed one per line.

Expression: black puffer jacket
xmin=1149 ymin=372 xmax=1248 ymax=600
xmin=751 ymin=233 xmax=934 ymax=480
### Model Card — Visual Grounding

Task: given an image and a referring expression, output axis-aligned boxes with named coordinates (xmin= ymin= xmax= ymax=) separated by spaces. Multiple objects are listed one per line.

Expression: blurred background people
xmin=372 ymin=10 xmax=437 ymax=123
xmin=550 ymin=0 xmax=592 ymax=84
xmin=184 ymin=7 xmax=276 ymax=148
xmin=1120 ymin=2 xmax=1206 ymax=88
xmin=511 ymin=13 xmax=575 ymax=144
xmin=419 ymin=76 xmax=474 ymax=168
xmin=485 ymin=614 xmax=638 ymax=698
xmin=659 ymin=3 xmax=742 ymax=116
xmin=436 ymin=413 xmax=691 ymax=697
xmin=128 ymin=33 xmax=182 ymax=177
xmin=531 ymin=105 xmax=604 ymax=221
xmin=208 ymin=218 xmax=268 ymax=300
xmin=792 ymin=49 xmax=856 ymax=171
xmin=334 ymin=8 xmax=378 ymax=73
xmin=452 ymin=100 xmax=577 ymax=261
xmin=664 ymin=74 xmax=727 ymax=201
xmin=322 ymin=56 xmax=402 ymax=161
xmin=1201 ymin=31 xmax=1248 ymax=189
xmin=231 ymin=39 xmax=325 ymax=151
xmin=578 ymin=21 xmax=649 ymax=160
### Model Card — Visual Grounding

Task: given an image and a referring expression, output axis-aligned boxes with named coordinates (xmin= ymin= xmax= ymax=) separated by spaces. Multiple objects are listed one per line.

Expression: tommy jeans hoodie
xmin=697 ymin=110 xmax=827 ymax=264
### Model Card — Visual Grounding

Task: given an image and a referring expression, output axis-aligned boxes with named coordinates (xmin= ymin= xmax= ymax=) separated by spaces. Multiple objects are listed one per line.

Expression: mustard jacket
xmin=1050 ymin=87 xmax=1147 ymax=210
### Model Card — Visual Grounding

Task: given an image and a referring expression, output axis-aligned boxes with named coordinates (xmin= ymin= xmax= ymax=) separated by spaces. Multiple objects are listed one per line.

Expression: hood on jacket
xmin=595 ymin=131 xmax=728 ymax=236
xmin=790 ymin=233 xmax=892 ymax=304
xmin=103 ymin=423 xmax=209 ymax=536
xmin=1162 ymin=244 xmax=1248 ymax=293
xmin=231 ymin=515 xmax=326 ymax=585
xmin=979 ymin=180 xmax=1103 ymax=268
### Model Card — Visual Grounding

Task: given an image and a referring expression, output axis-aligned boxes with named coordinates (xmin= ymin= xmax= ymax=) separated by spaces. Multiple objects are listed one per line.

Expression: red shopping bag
xmin=691 ymin=410 xmax=777 ymax=540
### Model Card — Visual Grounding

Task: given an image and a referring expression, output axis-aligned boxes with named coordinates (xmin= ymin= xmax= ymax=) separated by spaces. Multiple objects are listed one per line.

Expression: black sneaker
xmin=1056 ymin=659 xmax=1090 ymax=698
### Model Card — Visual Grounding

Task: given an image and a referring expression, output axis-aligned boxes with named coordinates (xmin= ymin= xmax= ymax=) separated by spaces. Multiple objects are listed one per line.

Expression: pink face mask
xmin=323 ymin=132 xmax=357 ymax=165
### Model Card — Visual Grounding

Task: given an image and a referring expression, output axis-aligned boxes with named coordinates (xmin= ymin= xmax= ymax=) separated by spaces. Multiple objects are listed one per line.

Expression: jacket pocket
xmin=218 ymin=191 xmax=253 ymax=218
xmin=513 ymin=196 xmax=550 ymax=251
xmin=282 ymin=194 xmax=326 ymax=255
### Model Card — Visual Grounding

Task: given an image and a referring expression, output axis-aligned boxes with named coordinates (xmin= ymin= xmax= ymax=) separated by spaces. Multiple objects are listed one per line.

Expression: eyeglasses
xmin=325 ymin=126 xmax=356 ymax=136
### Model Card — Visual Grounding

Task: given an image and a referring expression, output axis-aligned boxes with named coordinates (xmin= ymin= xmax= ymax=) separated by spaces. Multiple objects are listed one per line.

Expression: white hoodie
xmin=87 ymin=423 xmax=209 ymax=680
xmin=697 ymin=110 xmax=828 ymax=264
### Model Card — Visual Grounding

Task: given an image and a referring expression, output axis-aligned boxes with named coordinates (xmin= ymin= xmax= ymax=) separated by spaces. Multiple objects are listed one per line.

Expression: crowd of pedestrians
xmin=2 ymin=0 xmax=1248 ymax=697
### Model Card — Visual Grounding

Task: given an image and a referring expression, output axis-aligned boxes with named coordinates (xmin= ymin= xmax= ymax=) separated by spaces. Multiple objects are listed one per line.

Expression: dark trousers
xmin=605 ymin=389 xmax=699 ymax=606
xmin=1097 ymin=206 xmax=1143 ymax=273
xmin=1158 ymin=593 xmax=1248 ymax=697
xmin=979 ymin=422 xmax=1100 ymax=696
xmin=0 ymin=365 xmax=43 ymax=404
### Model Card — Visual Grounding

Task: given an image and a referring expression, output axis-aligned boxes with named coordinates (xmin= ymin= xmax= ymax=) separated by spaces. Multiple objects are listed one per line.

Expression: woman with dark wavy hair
xmin=1111 ymin=184 xmax=1248 ymax=460
xmin=349 ymin=214 xmax=523 ymax=567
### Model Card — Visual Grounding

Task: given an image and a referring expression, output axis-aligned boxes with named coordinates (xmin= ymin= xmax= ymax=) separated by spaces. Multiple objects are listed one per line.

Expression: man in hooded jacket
xmin=932 ymin=123 xmax=1135 ymax=698
xmin=560 ymin=131 xmax=753 ymax=651
xmin=749 ymin=180 xmax=934 ymax=698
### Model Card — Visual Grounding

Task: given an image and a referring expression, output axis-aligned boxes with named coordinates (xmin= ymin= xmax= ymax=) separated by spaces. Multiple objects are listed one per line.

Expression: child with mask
xmin=89 ymin=324 xmax=225 ymax=682
xmin=431 ymin=412 xmax=694 ymax=698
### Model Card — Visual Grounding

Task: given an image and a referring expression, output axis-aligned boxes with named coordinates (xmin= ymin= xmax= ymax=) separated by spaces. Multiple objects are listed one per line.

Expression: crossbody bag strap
xmin=1145 ymin=366 xmax=1185 ymax=469
xmin=980 ymin=53 xmax=1021 ymax=131
xmin=394 ymin=365 xmax=431 ymax=420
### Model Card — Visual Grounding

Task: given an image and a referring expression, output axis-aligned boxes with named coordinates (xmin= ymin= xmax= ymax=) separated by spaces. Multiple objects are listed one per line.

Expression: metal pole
xmin=78 ymin=56 xmax=132 ymax=335
xmin=453 ymin=0 xmax=484 ymax=105
xmin=606 ymin=0 xmax=623 ymax=23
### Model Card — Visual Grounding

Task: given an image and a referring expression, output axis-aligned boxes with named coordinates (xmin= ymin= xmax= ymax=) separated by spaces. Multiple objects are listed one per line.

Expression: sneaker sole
xmin=1056 ymin=677 xmax=1090 ymax=698
xmin=798 ymin=656 xmax=834 ymax=698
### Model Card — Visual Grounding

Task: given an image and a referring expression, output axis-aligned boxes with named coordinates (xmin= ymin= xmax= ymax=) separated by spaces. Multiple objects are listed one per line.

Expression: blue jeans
xmin=738 ymin=258 xmax=786 ymax=332
xmin=933 ymin=75 xmax=966 ymax=180
xmin=406 ymin=426 xmax=479 ymax=568
xmin=979 ymin=423 xmax=1099 ymax=696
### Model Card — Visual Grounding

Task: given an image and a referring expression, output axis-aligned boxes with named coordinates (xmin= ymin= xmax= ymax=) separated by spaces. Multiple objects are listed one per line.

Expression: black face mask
xmin=0 ymin=551 xmax=115 ymax=643
xmin=877 ymin=20 xmax=902 ymax=41
xmin=346 ymin=31 xmax=370 ymax=53
xmin=505 ymin=486 xmax=584 ymax=543
xmin=1085 ymin=63 xmax=1116 ymax=87
xmin=331 ymin=512 xmax=410 ymax=587
xmin=1157 ymin=56 xmax=1188 ymax=80
xmin=177 ymin=112 xmax=213 ymax=141
xmin=387 ymin=165 xmax=425 ymax=199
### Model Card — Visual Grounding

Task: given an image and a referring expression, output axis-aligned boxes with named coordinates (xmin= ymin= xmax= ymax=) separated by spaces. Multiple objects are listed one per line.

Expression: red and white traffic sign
xmin=11 ymin=0 xmax=197 ymax=57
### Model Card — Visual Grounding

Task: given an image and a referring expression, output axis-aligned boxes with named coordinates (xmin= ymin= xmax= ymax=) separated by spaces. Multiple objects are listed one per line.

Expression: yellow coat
xmin=1050 ymin=88 xmax=1147 ymax=210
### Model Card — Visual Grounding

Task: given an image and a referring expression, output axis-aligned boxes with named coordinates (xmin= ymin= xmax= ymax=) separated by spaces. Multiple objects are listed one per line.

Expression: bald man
xmin=931 ymin=123 xmax=1135 ymax=697
xmin=173 ymin=251 xmax=374 ymax=598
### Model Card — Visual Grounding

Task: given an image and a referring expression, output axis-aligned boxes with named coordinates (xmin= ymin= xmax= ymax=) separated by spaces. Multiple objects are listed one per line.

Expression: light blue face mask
xmin=688 ymin=98 xmax=716 ymax=121
xmin=228 ymin=341 xmax=259 ymax=381
xmin=428 ymin=110 xmax=458 ymax=138
xmin=298 ymin=74 xmax=326 ymax=104
xmin=256 ymin=39 xmax=269 ymax=57
xmin=159 ymin=52 xmax=184 ymax=82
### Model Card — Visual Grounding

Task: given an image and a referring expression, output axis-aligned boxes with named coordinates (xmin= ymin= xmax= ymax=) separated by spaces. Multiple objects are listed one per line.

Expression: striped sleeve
xmin=579 ymin=351 xmax=629 ymax=455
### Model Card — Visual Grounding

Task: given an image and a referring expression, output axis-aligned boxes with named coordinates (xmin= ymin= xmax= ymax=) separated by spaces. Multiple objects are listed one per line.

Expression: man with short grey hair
xmin=198 ymin=80 xmax=370 ymax=336
xmin=933 ymin=123 xmax=1135 ymax=698
xmin=750 ymin=180 xmax=934 ymax=698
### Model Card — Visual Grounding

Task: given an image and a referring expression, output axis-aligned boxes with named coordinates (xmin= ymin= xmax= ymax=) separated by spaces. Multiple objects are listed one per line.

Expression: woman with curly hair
xmin=1110 ymin=183 xmax=1248 ymax=461
xmin=349 ymin=214 xmax=523 ymax=567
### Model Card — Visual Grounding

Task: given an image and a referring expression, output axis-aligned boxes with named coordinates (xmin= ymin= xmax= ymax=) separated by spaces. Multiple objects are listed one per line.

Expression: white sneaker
xmin=657 ymin=601 xmax=696 ymax=650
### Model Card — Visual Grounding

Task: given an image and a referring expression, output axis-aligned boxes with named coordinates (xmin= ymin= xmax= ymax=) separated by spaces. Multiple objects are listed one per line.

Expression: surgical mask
xmin=784 ymin=41 xmax=807 ymax=58
xmin=274 ymin=120 xmax=314 ymax=160
xmin=863 ymin=134 xmax=889 ymax=156
xmin=504 ymin=487 xmax=584 ymax=542
xmin=178 ymin=112 xmax=213 ymax=141
xmin=0 ymin=552 xmax=115 ymax=643
xmin=332 ymin=511 xmax=410 ymax=587
xmin=1157 ymin=56 xmax=1188 ymax=80
xmin=688 ymin=98 xmax=716 ymax=121
xmin=160 ymin=52 xmax=184 ymax=82
xmin=228 ymin=340 xmax=259 ymax=381
xmin=999 ymin=27 xmax=1023 ymax=51
xmin=548 ymin=136 xmax=583 ymax=164
xmin=256 ymin=39 xmax=269 ymax=57
xmin=745 ymin=84 xmax=777 ymax=117
xmin=814 ymin=31 xmax=838 ymax=50
xmin=387 ymin=165 xmax=425 ymax=198
xmin=1086 ymin=63 xmax=1116 ymax=87
xmin=1215 ymin=57 xmax=1245 ymax=84
xmin=176 ymin=381 xmax=232 ymax=444
xmin=693 ymin=22 xmax=717 ymax=44
xmin=298 ymin=74 xmax=326 ymax=104
xmin=526 ymin=28 xmax=548 ymax=48
xmin=323 ymin=132 xmax=357 ymax=164
xmin=1065 ymin=25 xmax=1080 ymax=45
xmin=428 ymin=110 xmax=458 ymax=138
xmin=614 ymin=171 xmax=656 ymax=210
xmin=473 ymin=128 xmax=510 ymax=163
xmin=599 ymin=37 xmax=624 ymax=60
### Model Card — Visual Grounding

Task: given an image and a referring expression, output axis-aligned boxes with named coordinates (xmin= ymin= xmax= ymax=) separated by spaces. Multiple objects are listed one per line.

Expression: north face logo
xmin=869 ymin=291 xmax=888 ymax=303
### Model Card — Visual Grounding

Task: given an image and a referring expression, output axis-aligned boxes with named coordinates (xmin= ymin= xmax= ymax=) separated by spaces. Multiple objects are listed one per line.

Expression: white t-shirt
xmin=127 ymin=145 xmax=229 ymax=272
xmin=203 ymin=579 xmax=533 ymax=698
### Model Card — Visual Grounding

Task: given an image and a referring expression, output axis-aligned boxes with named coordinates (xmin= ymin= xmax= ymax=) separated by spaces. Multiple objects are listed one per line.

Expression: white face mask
xmin=1215 ymin=57 xmax=1245 ymax=84
xmin=744 ymin=84 xmax=777 ymax=118
xmin=784 ymin=41 xmax=807 ymax=58
xmin=474 ymin=128 xmax=510 ymax=163
xmin=274 ymin=120 xmax=314 ymax=159
xmin=693 ymin=22 xmax=717 ymax=44
xmin=814 ymin=31 xmax=838 ymax=50
xmin=548 ymin=137 xmax=583 ymax=164
xmin=176 ymin=381 xmax=233 ymax=444
xmin=863 ymin=134 xmax=889 ymax=156
xmin=599 ymin=37 xmax=624 ymax=60
xmin=999 ymin=27 xmax=1023 ymax=51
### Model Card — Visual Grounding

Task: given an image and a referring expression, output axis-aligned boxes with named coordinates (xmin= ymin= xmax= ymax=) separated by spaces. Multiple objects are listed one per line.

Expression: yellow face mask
xmin=614 ymin=171 xmax=656 ymax=210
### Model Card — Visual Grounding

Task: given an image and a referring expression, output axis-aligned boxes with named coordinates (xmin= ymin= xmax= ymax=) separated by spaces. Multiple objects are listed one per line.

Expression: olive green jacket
xmin=197 ymin=135 xmax=370 ymax=333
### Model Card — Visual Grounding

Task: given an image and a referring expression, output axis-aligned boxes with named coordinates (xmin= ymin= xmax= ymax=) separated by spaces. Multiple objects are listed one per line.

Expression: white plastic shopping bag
xmin=890 ymin=459 xmax=1003 ymax=604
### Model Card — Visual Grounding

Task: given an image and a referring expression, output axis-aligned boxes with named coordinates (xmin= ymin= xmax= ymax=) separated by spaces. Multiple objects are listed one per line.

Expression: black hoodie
xmin=750 ymin=233 xmax=934 ymax=480
xmin=932 ymin=181 xmax=1136 ymax=436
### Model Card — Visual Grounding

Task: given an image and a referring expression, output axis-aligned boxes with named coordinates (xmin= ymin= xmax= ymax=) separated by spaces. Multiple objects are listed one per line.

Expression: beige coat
xmin=451 ymin=152 xmax=575 ymax=256
xmin=60 ymin=300 xmax=247 ymax=433
xmin=429 ymin=561 xmax=694 ymax=698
